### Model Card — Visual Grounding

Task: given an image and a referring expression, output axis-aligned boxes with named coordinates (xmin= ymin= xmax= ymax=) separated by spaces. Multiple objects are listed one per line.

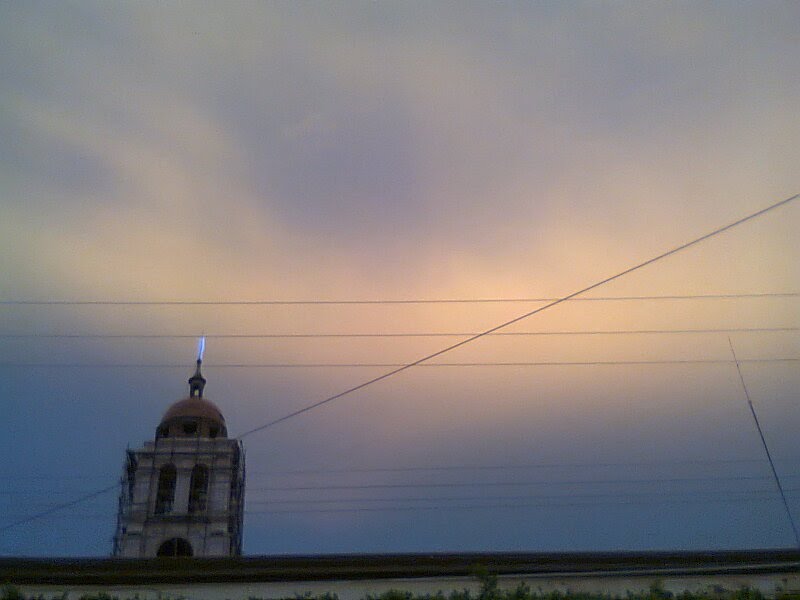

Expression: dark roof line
xmin=2 ymin=549 xmax=799 ymax=585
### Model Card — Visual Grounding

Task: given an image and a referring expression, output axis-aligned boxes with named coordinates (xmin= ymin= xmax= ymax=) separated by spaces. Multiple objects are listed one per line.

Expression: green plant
xmin=1 ymin=586 xmax=25 ymax=600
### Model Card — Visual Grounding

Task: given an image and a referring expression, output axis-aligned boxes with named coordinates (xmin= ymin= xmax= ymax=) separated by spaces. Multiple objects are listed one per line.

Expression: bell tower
xmin=113 ymin=357 xmax=245 ymax=557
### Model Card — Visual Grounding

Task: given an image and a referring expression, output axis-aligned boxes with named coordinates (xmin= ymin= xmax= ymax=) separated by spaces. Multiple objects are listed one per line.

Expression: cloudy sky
xmin=0 ymin=1 xmax=798 ymax=557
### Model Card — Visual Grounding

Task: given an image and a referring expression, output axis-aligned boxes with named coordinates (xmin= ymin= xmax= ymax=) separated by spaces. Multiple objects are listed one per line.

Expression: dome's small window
xmin=156 ymin=425 xmax=169 ymax=439
xmin=209 ymin=426 xmax=219 ymax=438
xmin=182 ymin=421 xmax=198 ymax=435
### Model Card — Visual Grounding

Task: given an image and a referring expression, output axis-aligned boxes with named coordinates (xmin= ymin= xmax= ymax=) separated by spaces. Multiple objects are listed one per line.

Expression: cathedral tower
xmin=113 ymin=359 xmax=245 ymax=557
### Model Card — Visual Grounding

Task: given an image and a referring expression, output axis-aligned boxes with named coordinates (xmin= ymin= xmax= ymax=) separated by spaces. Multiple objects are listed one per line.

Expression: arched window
xmin=154 ymin=464 xmax=176 ymax=514
xmin=156 ymin=537 xmax=193 ymax=557
xmin=188 ymin=464 xmax=209 ymax=513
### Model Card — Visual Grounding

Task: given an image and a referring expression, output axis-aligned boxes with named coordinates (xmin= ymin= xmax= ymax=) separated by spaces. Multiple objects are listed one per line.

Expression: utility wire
xmin=246 ymin=488 xmax=798 ymax=506
xmin=0 ymin=482 xmax=119 ymax=535
xmin=6 ymin=493 xmax=789 ymax=522
xmin=247 ymin=474 xmax=774 ymax=492
xmin=2 ymin=473 xmax=783 ymax=497
xmin=1 ymin=327 xmax=796 ymax=339
xmin=4 ymin=358 xmax=796 ymax=368
xmin=236 ymin=193 xmax=799 ymax=439
xmin=241 ymin=494 xmax=798 ymax=514
xmin=3 ymin=472 xmax=787 ymax=497
xmin=0 ymin=475 xmax=117 ymax=481
xmin=0 ymin=292 xmax=795 ymax=306
xmin=13 ymin=487 xmax=794 ymax=507
xmin=1 ymin=456 xmax=793 ymax=482
xmin=251 ymin=456 xmax=795 ymax=477
xmin=729 ymin=337 xmax=800 ymax=548
xmin=7 ymin=487 xmax=796 ymax=515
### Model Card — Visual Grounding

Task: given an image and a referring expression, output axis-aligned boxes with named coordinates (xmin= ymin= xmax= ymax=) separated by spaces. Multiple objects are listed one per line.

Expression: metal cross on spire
xmin=189 ymin=336 xmax=207 ymax=397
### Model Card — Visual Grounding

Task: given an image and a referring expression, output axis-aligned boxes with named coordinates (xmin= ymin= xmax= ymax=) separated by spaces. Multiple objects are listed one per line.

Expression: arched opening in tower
xmin=188 ymin=464 xmax=209 ymax=513
xmin=154 ymin=464 xmax=176 ymax=514
xmin=156 ymin=537 xmax=193 ymax=557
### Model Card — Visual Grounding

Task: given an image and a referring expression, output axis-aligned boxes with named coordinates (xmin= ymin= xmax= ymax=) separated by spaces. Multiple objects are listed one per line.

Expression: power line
xmin=0 ymin=482 xmax=119 ymax=535
xmin=236 ymin=193 xmax=800 ymax=439
xmin=3 ymin=358 xmax=797 ymax=368
xmin=5 ymin=474 xmax=789 ymax=498
xmin=0 ymin=474 xmax=115 ymax=481
xmin=729 ymin=337 xmax=800 ymax=548
xmin=244 ymin=495 xmax=800 ymax=514
xmin=0 ymin=292 xmax=795 ymax=306
xmin=3 ymin=473 xmax=783 ymax=497
xmin=6 ymin=486 xmax=790 ymax=534
xmin=251 ymin=457 xmax=797 ymax=477
xmin=2 ymin=456 xmax=795 ymax=483
xmin=1 ymin=327 xmax=796 ymax=339
xmin=3 ymin=472 xmax=788 ymax=499
xmin=104 ymin=485 xmax=800 ymax=510
xmin=246 ymin=489 xmax=796 ymax=506
xmin=7 ymin=487 xmax=796 ymax=515
xmin=247 ymin=475 xmax=776 ymax=493
xmin=8 ymin=493 xmax=790 ymax=523
xmin=6 ymin=486 xmax=793 ymax=511
xmin=0 ymin=489 xmax=122 ymax=497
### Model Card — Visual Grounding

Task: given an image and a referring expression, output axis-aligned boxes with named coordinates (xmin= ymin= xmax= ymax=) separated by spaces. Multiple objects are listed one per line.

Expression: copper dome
xmin=155 ymin=357 xmax=228 ymax=439
xmin=161 ymin=396 xmax=226 ymax=425
xmin=157 ymin=396 xmax=228 ymax=439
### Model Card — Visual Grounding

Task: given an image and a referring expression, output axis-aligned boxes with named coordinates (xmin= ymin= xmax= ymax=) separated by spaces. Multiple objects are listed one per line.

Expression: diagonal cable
xmin=238 ymin=193 xmax=799 ymax=439
xmin=728 ymin=337 xmax=800 ymax=548
xmin=0 ymin=482 xmax=119 ymax=535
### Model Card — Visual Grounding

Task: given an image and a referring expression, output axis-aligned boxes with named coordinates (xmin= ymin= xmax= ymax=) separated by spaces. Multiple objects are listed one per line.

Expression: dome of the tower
xmin=162 ymin=396 xmax=226 ymax=424
xmin=157 ymin=396 xmax=228 ymax=438
xmin=154 ymin=356 xmax=228 ymax=439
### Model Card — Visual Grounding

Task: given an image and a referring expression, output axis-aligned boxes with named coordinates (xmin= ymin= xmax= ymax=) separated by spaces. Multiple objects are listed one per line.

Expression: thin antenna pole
xmin=728 ymin=336 xmax=800 ymax=547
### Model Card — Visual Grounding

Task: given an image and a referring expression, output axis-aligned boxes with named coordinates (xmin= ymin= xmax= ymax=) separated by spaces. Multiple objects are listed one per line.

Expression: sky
xmin=0 ymin=1 xmax=798 ymax=557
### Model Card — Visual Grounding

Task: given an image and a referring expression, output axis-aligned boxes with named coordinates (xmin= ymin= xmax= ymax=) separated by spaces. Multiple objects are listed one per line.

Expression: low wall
xmin=4 ymin=550 xmax=799 ymax=600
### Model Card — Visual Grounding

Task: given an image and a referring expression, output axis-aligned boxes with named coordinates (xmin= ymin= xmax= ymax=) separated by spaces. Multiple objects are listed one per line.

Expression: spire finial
xmin=188 ymin=337 xmax=207 ymax=397
xmin=197 ymin=336 xmax=206 ymax=362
